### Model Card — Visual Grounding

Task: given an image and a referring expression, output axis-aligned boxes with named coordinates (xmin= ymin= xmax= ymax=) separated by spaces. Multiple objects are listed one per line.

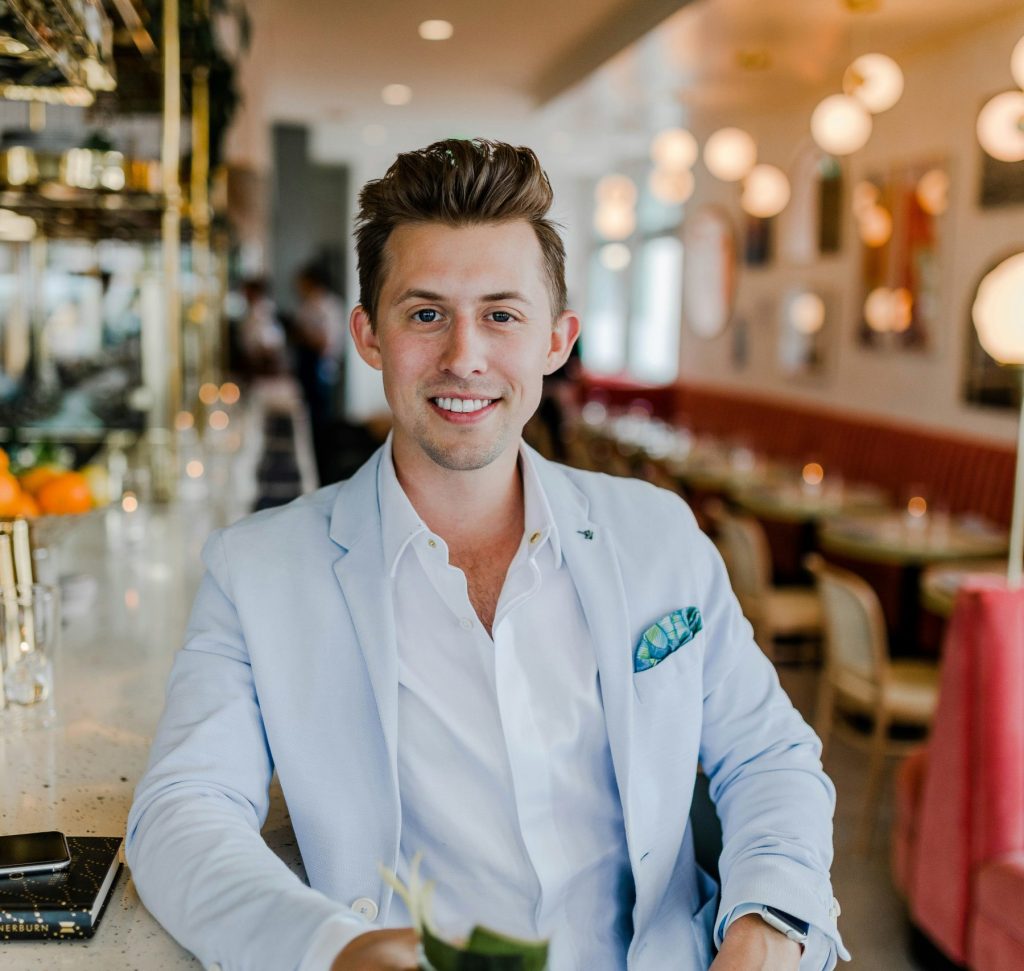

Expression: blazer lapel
xmin=328 ymin=449 xmax=400 ymax=801
xmin=534 ymin=453 xmax=639 ymax=858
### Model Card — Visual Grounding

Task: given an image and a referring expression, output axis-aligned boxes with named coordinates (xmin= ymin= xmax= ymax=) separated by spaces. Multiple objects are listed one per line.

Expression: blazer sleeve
xmin=690 ymin=520 xmax=848 ymax=961
xmin=125 ymin=529 xmax=368 ymax=971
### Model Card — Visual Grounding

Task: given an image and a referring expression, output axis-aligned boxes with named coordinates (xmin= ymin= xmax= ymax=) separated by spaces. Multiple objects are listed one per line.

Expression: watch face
xmin=763 ymin=906 xmax=810 ymax=940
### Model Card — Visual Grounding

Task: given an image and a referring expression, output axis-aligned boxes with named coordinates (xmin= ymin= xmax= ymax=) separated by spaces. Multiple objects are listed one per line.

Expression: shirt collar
xmin=379 ymin=435 xmax=429 ymax=578
xmin=378 ymin=435 xmax=563 ymax=576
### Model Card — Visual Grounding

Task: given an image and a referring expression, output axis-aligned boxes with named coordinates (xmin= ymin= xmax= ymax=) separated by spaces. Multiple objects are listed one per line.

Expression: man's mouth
xmin=431 ymin=396 xmax=497 ymax=414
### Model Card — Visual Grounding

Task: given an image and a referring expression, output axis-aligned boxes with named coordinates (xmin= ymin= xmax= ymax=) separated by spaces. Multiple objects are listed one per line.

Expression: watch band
xmin=757 ymin=905 xmax=810 ymax=945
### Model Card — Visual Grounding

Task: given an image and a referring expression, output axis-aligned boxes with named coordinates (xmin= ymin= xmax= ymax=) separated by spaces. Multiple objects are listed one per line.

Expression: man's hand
xmin=710 ymin=913 xmax=802 ymax=971
xmin=330 ymin=928 xmax=420 ymax=971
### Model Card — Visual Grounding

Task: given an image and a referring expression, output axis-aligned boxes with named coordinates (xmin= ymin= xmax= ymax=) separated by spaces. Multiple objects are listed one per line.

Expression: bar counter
xmin=1 ymin=495 xmax=303 ymax=969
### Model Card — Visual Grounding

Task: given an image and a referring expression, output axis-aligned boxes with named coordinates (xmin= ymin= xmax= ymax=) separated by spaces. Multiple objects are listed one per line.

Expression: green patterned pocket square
xmin=634 ymin=607 xmax=703 ymax=673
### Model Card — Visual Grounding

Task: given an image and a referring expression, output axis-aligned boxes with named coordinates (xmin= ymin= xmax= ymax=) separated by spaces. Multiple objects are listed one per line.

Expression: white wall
xmin=673 ymin=10 xmax=1024 ymax=445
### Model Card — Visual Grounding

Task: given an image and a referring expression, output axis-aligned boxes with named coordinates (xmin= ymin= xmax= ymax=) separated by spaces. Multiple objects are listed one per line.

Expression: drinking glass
xmin=1 ymin=583 xmax=59 ymax=730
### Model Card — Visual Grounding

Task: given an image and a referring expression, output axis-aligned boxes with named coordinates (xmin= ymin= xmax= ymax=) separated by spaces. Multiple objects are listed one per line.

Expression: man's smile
xmin=429 ymin=396 xmax=500 ymax=421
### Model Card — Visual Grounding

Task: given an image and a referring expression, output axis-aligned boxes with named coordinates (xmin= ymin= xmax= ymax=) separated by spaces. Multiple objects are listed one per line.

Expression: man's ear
xmin=350 ymin=305 xmax=383 ymax=371
xmin=545 ymin=309 xmax=581 ymax=374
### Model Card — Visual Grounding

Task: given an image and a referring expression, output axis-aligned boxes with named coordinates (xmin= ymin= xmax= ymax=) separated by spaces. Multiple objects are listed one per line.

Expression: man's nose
xmin=439 ymin=316 xmax=488 ymax=378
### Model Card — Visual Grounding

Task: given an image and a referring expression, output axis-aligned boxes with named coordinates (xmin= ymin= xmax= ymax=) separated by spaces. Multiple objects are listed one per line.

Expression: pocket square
xmin=634 ymin=607 xmax=703 ymax=673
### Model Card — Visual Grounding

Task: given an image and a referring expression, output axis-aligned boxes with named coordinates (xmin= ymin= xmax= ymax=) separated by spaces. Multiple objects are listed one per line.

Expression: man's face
xmin=351 ymin=220 xmax=579 ymax=476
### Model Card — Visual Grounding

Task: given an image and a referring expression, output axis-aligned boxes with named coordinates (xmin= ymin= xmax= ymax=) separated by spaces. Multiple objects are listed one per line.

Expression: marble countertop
xmin=1 ymin=387 xmax=311 ymax=970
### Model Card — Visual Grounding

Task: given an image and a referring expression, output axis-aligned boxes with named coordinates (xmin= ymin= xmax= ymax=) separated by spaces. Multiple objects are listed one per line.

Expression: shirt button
xmin=427 ymin=538 xmax=437 ymax=549
xmin=351 ymin=897 xmax=378 ymax=920
xmin=459 ymin=617 xmax=473 ymax=630
xmin=529 ymin=530 xmax=541 ymax=545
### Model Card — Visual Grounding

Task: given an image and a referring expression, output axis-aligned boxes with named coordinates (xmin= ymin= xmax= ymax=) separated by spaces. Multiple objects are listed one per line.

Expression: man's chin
xmin=414 ymin=429 xmax=515 ymax=472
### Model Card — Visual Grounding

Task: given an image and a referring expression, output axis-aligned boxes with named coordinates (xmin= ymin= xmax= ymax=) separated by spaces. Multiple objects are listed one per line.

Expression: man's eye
xmin=490 ymin=311 xmax=514 ymax=323
xmin=413 ymin=309 xmax=440 ymax=323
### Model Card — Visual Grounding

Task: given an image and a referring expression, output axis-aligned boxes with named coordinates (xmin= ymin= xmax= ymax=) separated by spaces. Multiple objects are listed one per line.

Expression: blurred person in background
xmin=239 ymin=277 xmax=288 ymax=377
xmin=293 ymin=262 xmax=345 ymax=425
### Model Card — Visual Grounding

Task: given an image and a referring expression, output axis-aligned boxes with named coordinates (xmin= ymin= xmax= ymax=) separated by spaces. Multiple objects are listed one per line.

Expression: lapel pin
xmin=577 ymin=529 xmax=594 ymax=540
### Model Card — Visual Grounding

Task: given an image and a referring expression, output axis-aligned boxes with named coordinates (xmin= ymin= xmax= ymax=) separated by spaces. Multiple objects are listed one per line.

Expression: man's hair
xmin=354 ymin=138 xmax=567 ymax=326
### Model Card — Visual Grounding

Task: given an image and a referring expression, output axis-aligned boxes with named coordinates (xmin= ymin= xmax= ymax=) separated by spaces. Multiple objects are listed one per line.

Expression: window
xmin=628 ymin=234 xmax=682 ymax=383
xmin=581 ymin=181 xmax=684 ymax=383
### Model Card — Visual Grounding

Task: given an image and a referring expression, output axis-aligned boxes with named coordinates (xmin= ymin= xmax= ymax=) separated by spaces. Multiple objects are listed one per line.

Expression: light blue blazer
xmin=127 ymin=446 xmax=844 ymax=971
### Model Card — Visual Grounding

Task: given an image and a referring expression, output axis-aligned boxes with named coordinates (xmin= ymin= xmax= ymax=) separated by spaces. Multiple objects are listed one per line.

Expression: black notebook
xmin=0 ymin=836 xmax=123 ymax=941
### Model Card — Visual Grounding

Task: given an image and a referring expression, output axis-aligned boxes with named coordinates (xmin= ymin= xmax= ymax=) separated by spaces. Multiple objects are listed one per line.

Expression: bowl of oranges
xmin=0 ymin=446 xmax=105 ymax=547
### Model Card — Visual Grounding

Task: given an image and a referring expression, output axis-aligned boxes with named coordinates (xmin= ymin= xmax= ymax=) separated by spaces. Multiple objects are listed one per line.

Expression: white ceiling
xmin=228 ymin=0 xmax=1024 ymax=171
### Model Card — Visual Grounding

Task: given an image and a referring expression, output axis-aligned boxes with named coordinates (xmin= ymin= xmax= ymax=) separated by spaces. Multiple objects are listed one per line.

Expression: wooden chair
xmin=806 ymin=554 xmax=939 ymax=852
xmin=710 ymin=506 xmax=822 ymax=661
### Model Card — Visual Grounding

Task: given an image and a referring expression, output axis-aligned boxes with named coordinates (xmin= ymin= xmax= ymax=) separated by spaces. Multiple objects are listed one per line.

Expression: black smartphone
xmin=0 ymin=831 xmax=72 ymax=878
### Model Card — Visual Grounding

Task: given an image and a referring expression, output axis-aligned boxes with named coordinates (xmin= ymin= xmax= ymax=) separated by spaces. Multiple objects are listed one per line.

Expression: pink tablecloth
xmin=908 ymin=579 xmax=1024 ymax=963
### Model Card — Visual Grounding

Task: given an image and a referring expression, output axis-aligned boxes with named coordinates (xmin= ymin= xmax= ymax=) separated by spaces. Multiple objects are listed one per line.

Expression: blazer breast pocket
xmin=633 ymin=636 xmax=703 ymax=705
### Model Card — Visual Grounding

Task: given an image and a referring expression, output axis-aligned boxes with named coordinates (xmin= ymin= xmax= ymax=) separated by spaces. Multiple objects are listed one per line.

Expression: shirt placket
xmin=492 ymin=541 xmax=573 ymax=930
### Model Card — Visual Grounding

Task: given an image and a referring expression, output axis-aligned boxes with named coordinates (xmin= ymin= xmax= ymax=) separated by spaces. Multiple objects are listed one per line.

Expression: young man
xmin=128 ymin=139 xmax=848 ymax=971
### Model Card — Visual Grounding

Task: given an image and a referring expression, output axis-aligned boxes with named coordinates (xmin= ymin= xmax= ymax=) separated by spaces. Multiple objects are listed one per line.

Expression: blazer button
xmin=351 ymin=897 xmax=379 ymax=920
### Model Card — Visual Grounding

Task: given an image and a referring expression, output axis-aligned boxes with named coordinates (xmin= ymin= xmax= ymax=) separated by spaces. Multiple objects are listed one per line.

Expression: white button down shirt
xmin=298 ymin=438 xmax=633 ymax=970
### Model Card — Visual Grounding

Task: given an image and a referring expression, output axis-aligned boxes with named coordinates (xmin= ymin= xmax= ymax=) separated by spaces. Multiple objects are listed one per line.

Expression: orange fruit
xmin=10 ymin=491 xmax=39 ymax=518
xmin=0 ymin=448 xmax=8 ymax=473
xmin=19 ymin=465 xmax=63 ymax=497
xmin=36 ymin=472 xmax=92 ymax=515
xmin=0 ymin=472 xmax=20 ymax=516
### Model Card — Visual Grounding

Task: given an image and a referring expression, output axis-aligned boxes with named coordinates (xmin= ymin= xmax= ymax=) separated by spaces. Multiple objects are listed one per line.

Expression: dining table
xmin=731 ymin=480 xmax=890 ymax=525
xmin=817 ymin=511 xmax=1009 ymax=652
xmin=919 ymin=559 xmax=1009 ymax=618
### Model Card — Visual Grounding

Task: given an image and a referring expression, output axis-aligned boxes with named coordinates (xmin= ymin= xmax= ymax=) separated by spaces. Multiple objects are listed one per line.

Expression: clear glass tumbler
xmin=1 ymin=583 xmax=59 ymax=730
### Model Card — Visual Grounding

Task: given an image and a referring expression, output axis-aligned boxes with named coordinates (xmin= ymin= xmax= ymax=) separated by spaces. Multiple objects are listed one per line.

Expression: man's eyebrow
xmin=392 ymin=288 xmax=445 ymax=305
xmin=391 ymin=288 xmax=533 ymax=305
xmin=480 ymin=291 xmax=532 ymax=304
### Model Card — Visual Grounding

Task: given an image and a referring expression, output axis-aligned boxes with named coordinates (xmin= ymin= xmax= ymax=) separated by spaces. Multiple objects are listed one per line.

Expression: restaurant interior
xmin=2 ymin=0 xmax=1024 ymax=968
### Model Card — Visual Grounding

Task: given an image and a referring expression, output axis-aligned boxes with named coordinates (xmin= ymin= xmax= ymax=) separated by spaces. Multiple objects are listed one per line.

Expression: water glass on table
xmin=1 ymin=583 xmax=59 ymax=730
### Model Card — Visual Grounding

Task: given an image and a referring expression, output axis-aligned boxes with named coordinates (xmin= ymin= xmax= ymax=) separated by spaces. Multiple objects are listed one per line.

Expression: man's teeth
xmin=434 ymin=397 xmax=493 ymax=413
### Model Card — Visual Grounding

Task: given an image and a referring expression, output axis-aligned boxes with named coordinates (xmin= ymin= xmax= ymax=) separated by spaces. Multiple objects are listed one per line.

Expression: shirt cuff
xmin=296 ymin=912 xmax=375 ymax=971
xmin=717 ymin=902 xmax=850 ymax=969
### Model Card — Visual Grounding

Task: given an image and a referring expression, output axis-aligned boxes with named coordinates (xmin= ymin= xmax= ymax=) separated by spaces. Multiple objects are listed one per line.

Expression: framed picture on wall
xmin=779 ymin=143 xmax=844 ymax=265
xmin=777 ymin=287 xmax=835 ymax=380
xmin=979 ymin=153 xmax=1024 ymax=208
xmin=856 ymin=159 xmax=949 ymax=352
xmin=743 ymin=215 xmax=773 ymax=267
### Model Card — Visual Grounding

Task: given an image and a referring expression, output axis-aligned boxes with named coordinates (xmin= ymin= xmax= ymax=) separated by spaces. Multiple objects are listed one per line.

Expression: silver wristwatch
xmin=758 ymin=905 xmax=810 ymax=946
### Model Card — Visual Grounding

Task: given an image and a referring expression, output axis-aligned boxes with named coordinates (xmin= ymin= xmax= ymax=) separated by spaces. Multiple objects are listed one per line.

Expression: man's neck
xmin=392 ymin=442 xmax=524 ymax=553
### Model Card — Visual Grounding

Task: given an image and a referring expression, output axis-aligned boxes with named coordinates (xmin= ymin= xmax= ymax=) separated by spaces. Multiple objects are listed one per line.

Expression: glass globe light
xmin=651 ymin=128 xmax=698 ymax=170
xmin=972 ymin=252 xmax=1024 ymax=364
xmin=594 ymin=203 xmax=636 ymax=241
xmin=648 ymin=167 xmax=695 ymax=205
xmin=599 ymin=242 xmax=632 ymax=271
xmin=741 ymin=164 xmax=790 ymax=218
xmin=864 ymin=287 xmax=894 ymax=332
xmin=858 ymin=205 xmax=893 ymax=247
xmin=789 ymin=291 xmax=826 ymax=335
xmin=890 ymin=288 xmax=914 ymax=333
xmin=595 ymin=174 xmax=638 ymax=207
xmin=843 ymin=53 xmax=904 ymax=114
xmin=703 ymin=127 xmax=757 ymax=182
xmin=811 ymin=95 xmax=873 ymax=155
xmin=977 ymin=91 xmax=1024 ymax=163
xmin=1012 ymin=34 xmax=1024 ymax=90
xmin=915 ymin=168 xmax=950 ymax=216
